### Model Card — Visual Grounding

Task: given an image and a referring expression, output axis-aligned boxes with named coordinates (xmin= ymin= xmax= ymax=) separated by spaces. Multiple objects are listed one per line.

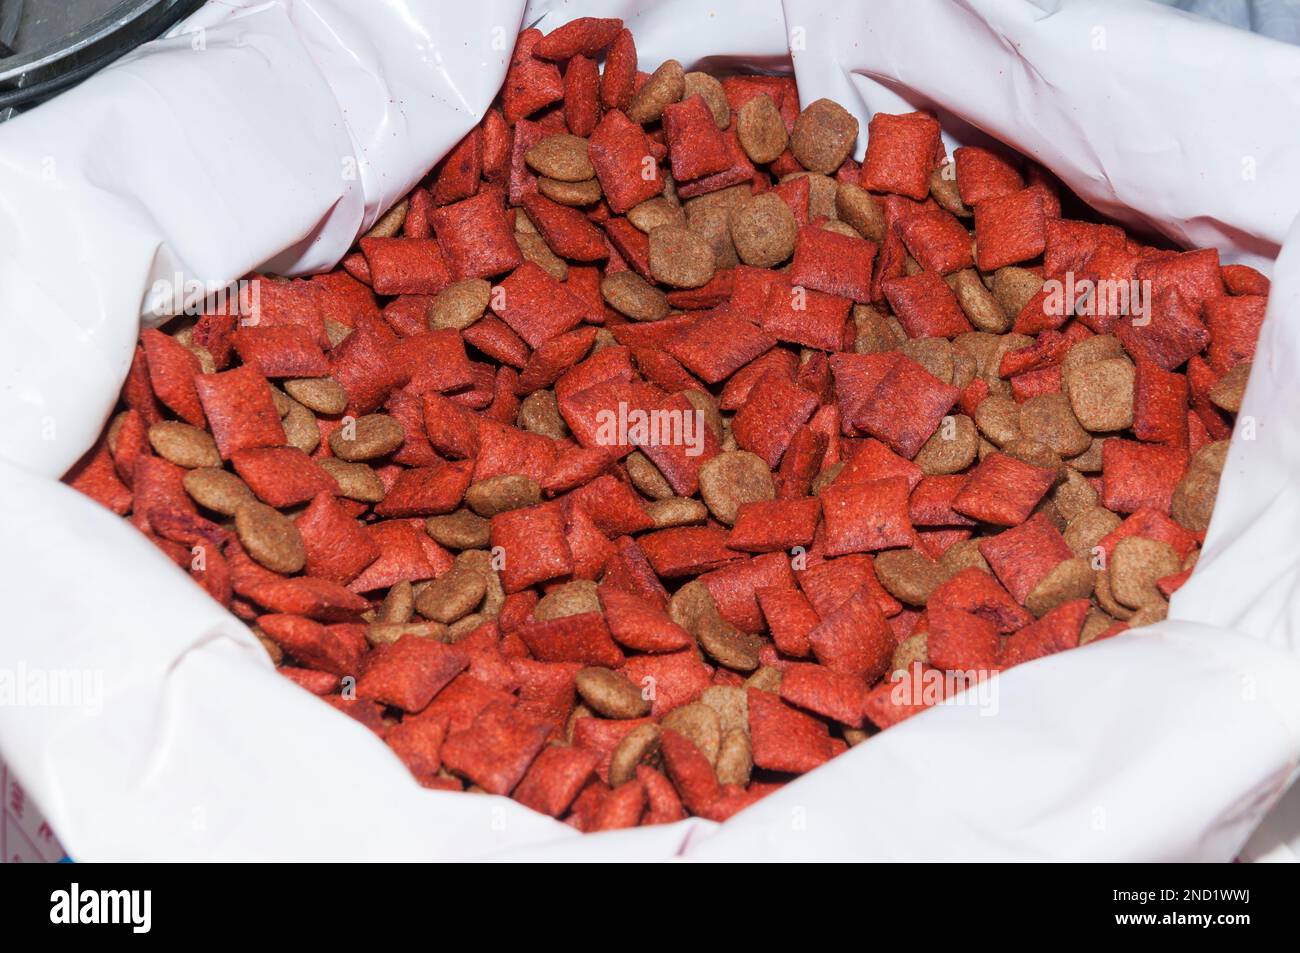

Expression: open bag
xmin=1 ymin=0 xmax=1299 ymax=861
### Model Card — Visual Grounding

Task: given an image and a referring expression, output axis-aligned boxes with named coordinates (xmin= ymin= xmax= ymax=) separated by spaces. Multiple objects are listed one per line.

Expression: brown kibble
xmin=648 ymin=224 xmax=715 ymax=288
xmin=1061 ymin=334 xmax=1125 ymax=380
xmin=836 ymin=182 xmax=885 ymax=242
xmin=646 ymin=497 xmax=708 ymax=528
xmin=317 ymin=458 xmax=385 ymax=503
xmin=425 ymin=508 xmax=491 ymax=549
xmin=1094 ymin=569 xmax=1135 ymax=621
xmin=729 ymin=192 xmax=798 ymax=267
xmin=377 ymin=579 xmax=414 ymax=624
xmin=696 ymin=615 xmax=761 ymax=672
xmin=661 ymin=701 xmax=722 ymax=765
xmin=627 ymin=59 xmax=684 ymax=124
xmin=268 ymin=385 xmax=293 ymax=418
xmin=744 ymin=665 xmax=783 ymax=693
xmin=929 ymin=162 xmax=972 ymax=217
xmin=364 ymin=198 xmax=408 ymax=239
xmin=256 ymin=631 xmax=284 ymax=665
xmin=1066 ymin=436 xmax=1107 ymax=473
xmin=517 ymin=232 xmax=568 ymax=281
xmin=992 ymin=267 xmax=1044 ymax=319
xmin=1064 ymin=505 xmax=1122 ymax=559
xmin=323 ymin=318 xmax=351 ymax=348
xmin=415 ymin=567 xmax=487 ymax=623
xmin=235 ymin=501 xmax=305 ymax=574
xmin=283 ymin=377 xmax=348 ymax=416
xmin=281 ymin=399 xmax=320 ymax=455
xmin=790 ymin=98 xmax=859 ymax=175
xmin=517 ymin=390 xmax=568 ymax=439
xmin=914 ymin=414 xmax=978 ymax=474
xmin=1020 ymin=393 xmax=1092 ymax=457
xmin=601 ymin=270 xmax=670 ymax=321
xmin=715 ymin=729 xmax=753 ymax=786
xmin=1128 ymin=599 xmax=1169 ymax=629
xmin=1080 ymin=609 xmax=1118 ymax=645
xmin=1109 ymin=537 xmax=1181 ymax=610
xmin=575 ymin=667 xmax=650 ymax=719
xmin=628 ymin=196 xmax=686 ymax=233
xmin=874 ymin=549 xmax=945 ymax=606
xmin=608 ymin=723 xmax=662 ymax=786
xmin=625 ymin=450 xmax=674 ymax=500
xmin=537 ymin=176 xmax=603 ymax=206
xmin=684 ymin=71 xmax=730 ymax=128
xmin=1064 ymin=357 xmax=1136 ymax=432
xmin=785 ymin=171 xmax=837 ymax=220
xmin=535 ymin=580 xmax=601 ymax=621
xmin=892 ymin=632 xmax=928 ymax=673
xmin=427 ymin=278 xmax=491 ymax=331
xmin=899 ymin=337 xmax=955 ymax=384
xmin=973 ymin=394 xmax=1022 ymax=446
xmin=1053 ymin=468 xmax=1099 ymax=521
xmin=447 ymin=613 xmax=487 ymax=640
xmin=700 ymin=685 xmax=748 ymax=735
xmin=1024 ymin=557 xmax=1095 ymax=617
xmin=366 ymin=620 xmax=449 ymax=646
xmin=147 ymin=421 xmax=221 ymax=469
xmin=736 ymin=93 xmax=788 ymax=164
xmin=1171 ymin=466 xmax=1221 ymax=533
xmin=464 ymin=474 xmax=542 ymax=517
xmin=938 ymin=538 xmax=990 ymax=578
xmin=328 ymin=414 xmax=404 ymax=461
xmin=853 ymin=303 xmax=905 ymax=353
xmin=183 ymin=467 xmax=255 ymax=516
xmin=684 ymin=204 xmax=739 ymax=270
xmin=1209 ymin=361 xmax=1250 ymax=412
xmin=1002 ymin=437 xmax=1062 ymax=473
xmin=697 ymin=450 xmax=775 ymax=525
xmin=525 ymin=133 xmax=594 ymax=182
xmin=947 ymin=269 xmax=1009 ymax=332
xmin=1193 ymin=440 xmax=1230 ymax=475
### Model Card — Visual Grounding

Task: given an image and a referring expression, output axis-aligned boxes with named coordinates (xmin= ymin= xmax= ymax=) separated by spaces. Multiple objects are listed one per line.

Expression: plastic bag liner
xmin=1 ymin=0 xmax=1299 ymax=861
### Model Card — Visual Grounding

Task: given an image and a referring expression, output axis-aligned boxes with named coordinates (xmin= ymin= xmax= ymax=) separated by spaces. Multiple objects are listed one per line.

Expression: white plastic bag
xmin=2 ymin=0 xmax=1299 ymax=861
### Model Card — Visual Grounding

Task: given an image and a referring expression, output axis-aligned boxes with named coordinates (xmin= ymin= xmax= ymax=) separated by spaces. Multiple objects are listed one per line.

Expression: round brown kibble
xmin=1064 ymin=505 xmax=1121 ymax=559
xmin=992 ymin=267 xmax=1044 ymax=319
xmin=1020 ymin=393 xmax=1092 ymax=457
xmin=1128 ymin=599 xmax=1169 ymax=629
xmin=425 ymin=509 xmax=491 ymax=549
xmin=668 ymin=580 xmax=723 ymax=637
xmin=790 ymin=98 xmax=859 ymax=175
xmin=365 ymin=199 xmax=407 ymax=239
xmin=892 ymin=632 xmax=929 ymax=673
xmin=697 ymin=450 xmax=774 ymax=525
xmin=268 ymin=385 xmax=293 ymax=417
xmin=836 ymin=183 xmax=885 ymax=242
xmin=1064 ymin=357 xmax=1135 ymax=432
xmin=183 ymin=468 xmax=255 ymax=516
xmin=914 ymin=414 xmax=978 ymax=475
xmin=786 ymin=171 xmax=837 ymax=220
xmin=1053 ymin=468 xmax=1099 ymax=521
xmin=517 ymin=232 xmax=567 ymax=281
xmin=625 ymin=451 xmax=673 ymax=500
xmin=537 ymin=176 xmax=602 ymax=206
xmin=1024 ymin=558 xmax=1095 ymax=617
xmin=662 ymin=701 xmax=722 ymax=764
xmin=415 ymin=567 xmax=487 ymax=623
xmin=365 ymin=620 xmax=448 ymax=646
xmin=1093 ymin=569 xmax=1135 ymax=621
xmin=427 ymin=279 xmax=491 ymax=331
xmin=900 ymin=337 xmax=955 ymax=385
xmin=974 ymin=395 xmax=1022 ymax=446
xmin=576 ymin=667 xmax=650 ymax=719
xmin=1209 ymin=361 xmax=1250 ymax=412
xmin=377 ymin=579 xmax=414 ymax=624
xmin=1109 ymin=537 xmax=1181 ymax=610
xmin=324 ymin=318 xmax=352 ymax=348
xmin=628 ymin=197 xmax=686 ymax=233
xmin=696 ymin=615 xmax=761 ymax=672
xmin=1002 ymin=437 xmax=1063 ymax=473
xmin=464 ymin=474 xmax=541 ymax=517
xmin=929 ymin=162 xmax=971 ymax=217
xmin=728 ymin=192 xmax=797 ymax=267
xmin=328 ymin=414 xmax=404 ymax=461
xmin=1080 ymin=609 xmax=1118 ymax=645
xmin=647 ymin=497 xmax=707 ymax=528
xmin=745 ymin=666 xmax=783 ymax=694
xmin=147 ymin=421 xmax=221 ymax=469
xmin=235 ymin=501 xmax=305 ymax=574
xmin=517 ymin=391 xmax=566 ymax=440
xmin=684 ymin=71 xmax=730 ymax=128
xmin=938 ymin=538 xmax=990 ymax=578
xmin=626 ymin=59 xmax=684 ymax=124
xmin=874 ymin=549 xmax=945 ymax=606
xmin=535 ymin=580 xmax=601 ymax=621
xmin=1171 ymin=466 xmax=1220 ymax=533
xmin=1193 ymin=440 xmax=1230 ymax=474
xmin=715 ymin=729 xmax=753 ymax=786
xmin=1061 ymin=334 xmax=1124 ymax=380
xmin=948 ymin=269 xmax=1009 ymax=333
xmin=600 ymin=271 xmax=669 ymax=322
xmin=736 ymin=93 xmax=788 ymax=165
xmin=700 ymin=685 xmax=748 ymax=735
xmin=317 ymin=458 xmax=385 ymax=503
xmin=281 ymin=400 xmax=320 ymax=455
xmin=608 ymin=723 xmax=662 ymax=786
xmin=525 ymin=133 xmax=594 ymax=182
xmin=648 ymin=225 xmax=715 ymax=289
xmin=1066 ymin=436 xmax=1106 ymax=473
xmin=283 ymin=376 xmax=348 ymax=415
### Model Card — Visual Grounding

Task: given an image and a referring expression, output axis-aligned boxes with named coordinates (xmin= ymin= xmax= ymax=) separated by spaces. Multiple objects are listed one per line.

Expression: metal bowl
xmin=0 ymin=0 xmax=207 ymax=116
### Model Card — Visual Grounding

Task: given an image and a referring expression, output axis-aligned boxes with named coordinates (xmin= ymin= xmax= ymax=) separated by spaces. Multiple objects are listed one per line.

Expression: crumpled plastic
xmin=1 ymin=0 xmax=1298 ymax=861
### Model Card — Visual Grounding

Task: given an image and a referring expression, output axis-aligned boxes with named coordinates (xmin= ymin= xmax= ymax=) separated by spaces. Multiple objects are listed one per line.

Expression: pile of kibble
xmin=67 ymin=16 xmax=1265 ymax=830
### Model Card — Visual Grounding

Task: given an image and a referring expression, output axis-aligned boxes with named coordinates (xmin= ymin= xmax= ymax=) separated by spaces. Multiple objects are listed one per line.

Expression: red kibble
xmin=861 ymin=111 xmax=941 ymax=200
